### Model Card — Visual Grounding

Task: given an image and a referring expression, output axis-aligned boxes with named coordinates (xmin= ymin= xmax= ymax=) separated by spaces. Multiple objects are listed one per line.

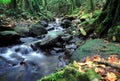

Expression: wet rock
xmin=46 ymin=26 xmax=54 ymax=31
xmin=46 ymin=22 xmax=63 ymax=31
xmin=69 ymin=37 xmax=83 ymax=43
xmin=61 ymin=33 xmax=72 ymax=42
xmin=69 ymin=37 xmax=83 ymax=46
xmin=29 ymin=24 xmax=47 ymax=36
xmin=64 ymin=49 xmax=72 ymax=59
xmin=48 ymin=22 xmax=56 ymax=28
xmin=20 ymin=37 xmax=38 ymax=43
xmin=69 ymin=37 xmax=80 ymax=43
xmin=50 ymin=50 xmax=57 ymax=55
xmin=71 ymin=39 xmax=120 ymax=62
xmin=38 ymin=20 xmax=48 ymax=27
xmin=65 ymin=43 xmax=76 ymax=49
xmin=53 ymin=47 xmax=63 ymax=52
xmin=14 ymin=27 xmax=30 ymax=37
xmin=31 ymin=30 xmax=64 ymax=49
xmin=60 ymin=19 xmax=72 ymax=28
xmin=57 ymin=57 xmax=66 ymax=68
xmin=0 ymin=26 xmax=14 ymax=31
xmin=55 ymin=42 xmax=63 ymax=47
xmin=0 ymin=31 xmax=20 ymax=46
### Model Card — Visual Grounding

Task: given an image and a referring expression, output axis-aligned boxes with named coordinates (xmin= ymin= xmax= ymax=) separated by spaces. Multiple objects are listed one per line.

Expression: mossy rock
xmin=0 ymin=31 xmax=20 ymax=46
xmin=14 ymin=26 xmax=30 ymax=36
xmin=0 ymin=31 xmax=18 ymax=35
xmin=38 ymin=65 xmax=100 ymax=81
xmin=71 ymin=39 xmax=120 ymax=62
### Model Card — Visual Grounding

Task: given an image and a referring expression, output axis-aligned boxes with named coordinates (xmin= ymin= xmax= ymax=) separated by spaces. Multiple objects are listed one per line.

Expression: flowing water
xmin=0 ymin=19 xmax=64 ymax=81
xmin=0 ymin=45 xmax=60 ymax=81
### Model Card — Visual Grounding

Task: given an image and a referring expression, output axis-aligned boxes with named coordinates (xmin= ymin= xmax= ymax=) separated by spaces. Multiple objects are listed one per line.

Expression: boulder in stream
xmin=0 ymin=31 xmax=20 ymax=46
xmin=29 ymin=24 xmax=47 ymax=36
xmin=31 ymin=30 xmax=64 ymax=49
xmin=60 ymin=19 xmax=72 ymax=28
xmin=14 ymin=26 xmax=30 ymax=37
xmin=0 ymin=26 xmax=14 ymax=31
xmin=37 ymin=20 xmax=48 ymax=27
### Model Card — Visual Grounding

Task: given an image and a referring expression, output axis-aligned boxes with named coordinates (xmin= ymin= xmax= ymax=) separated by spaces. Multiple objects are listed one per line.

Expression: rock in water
xmin=29 ymin=25 xmax=47 ymax=36
xmin=60 ymin=19 xmax=72 ymax=28
xmin=38 ymin=20 xmax=48 ymax=27
xmin=0 ymin=26 xmax=14 ymax=31
xmin=31 ymin=30 xmax=64 ymax=49
xmin=0 ymin=31 xmax=20 ymax=46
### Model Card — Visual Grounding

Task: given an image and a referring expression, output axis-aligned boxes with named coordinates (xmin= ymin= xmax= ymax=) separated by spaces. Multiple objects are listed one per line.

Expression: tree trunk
xmin=9 ymin=0 xmax=17 ymax=9
xmin=87 ymin=0 xmax=120 ymax=41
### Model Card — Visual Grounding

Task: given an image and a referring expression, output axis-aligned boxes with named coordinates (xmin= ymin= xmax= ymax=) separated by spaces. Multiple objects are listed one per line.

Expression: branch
xmin=95 ymin=61 xmax=120 ymax=70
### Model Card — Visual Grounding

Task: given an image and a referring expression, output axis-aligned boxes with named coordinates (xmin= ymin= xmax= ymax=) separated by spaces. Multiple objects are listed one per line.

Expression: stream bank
xmin=0 ymin=17 xmax=83 ymax=81
xmin=0 ymin=16 xmax=120 ymax=81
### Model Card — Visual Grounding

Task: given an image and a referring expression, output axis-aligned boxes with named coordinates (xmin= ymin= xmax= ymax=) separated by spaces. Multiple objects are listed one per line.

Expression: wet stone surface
xmin=0 ymin=19 xmax=83 ymax=81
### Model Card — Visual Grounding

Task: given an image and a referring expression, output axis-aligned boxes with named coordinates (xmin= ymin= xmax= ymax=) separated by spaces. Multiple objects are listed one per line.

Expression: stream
xmin=0 ymin=45 xmax=61 ymax=81
xmin=0 ymin=20 xmax=68 ymax=81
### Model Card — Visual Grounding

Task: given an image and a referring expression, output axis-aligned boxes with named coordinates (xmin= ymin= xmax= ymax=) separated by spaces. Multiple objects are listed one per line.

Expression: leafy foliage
xmin=108 ymin=25 xmax=120 ymax=41
xmin=38 ymin=63 xmax=101 ymax=81
xmin=0 ymin=0 xmax=11 ymax=4
xmin=79 ymin=27 xmax=87 ymax=36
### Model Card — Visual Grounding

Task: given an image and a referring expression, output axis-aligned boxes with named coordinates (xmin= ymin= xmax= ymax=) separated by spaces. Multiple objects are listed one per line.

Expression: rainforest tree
xmin=87 ymin=0 xmax=120 ymax=41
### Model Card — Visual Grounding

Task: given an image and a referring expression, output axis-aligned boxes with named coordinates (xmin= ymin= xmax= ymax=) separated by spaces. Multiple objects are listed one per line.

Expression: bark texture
xmin=87 ymin=0 xmax=120 ymax=41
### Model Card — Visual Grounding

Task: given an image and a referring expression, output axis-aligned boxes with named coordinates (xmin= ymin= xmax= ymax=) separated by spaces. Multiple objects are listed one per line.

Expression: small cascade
xmin=0 ymin=19 xmax=68 ymax=81
xmin=0 ymin=45 xmax=46 ymax=69
xmin=0 ymin=45 xmax=59 ymax=81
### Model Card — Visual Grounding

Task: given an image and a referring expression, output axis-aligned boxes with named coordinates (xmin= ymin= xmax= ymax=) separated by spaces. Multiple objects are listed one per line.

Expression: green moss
xmin=0 ymin=31 xmax=18 ymax=35
xmin=38 ymin=71 xmax=63 ymax=81
xmin=38 ymin=64 xmax=101 ymax=81
xmin=71 ymin=39 xmax=120 ymax=61
xmin=86 ymin=69 xmax=101 ymax=81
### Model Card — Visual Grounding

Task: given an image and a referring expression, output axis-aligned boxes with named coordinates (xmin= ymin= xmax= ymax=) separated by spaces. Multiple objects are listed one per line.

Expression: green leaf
xmin=112 ymin=36 xmax=116 ymax=41
xmin=80 ymin=28 xmax=86 ymax=36
xmin=81 ymin=14 xmax=90 ymax=19
xmin=0 ymin=0 xmax=11 ymax=4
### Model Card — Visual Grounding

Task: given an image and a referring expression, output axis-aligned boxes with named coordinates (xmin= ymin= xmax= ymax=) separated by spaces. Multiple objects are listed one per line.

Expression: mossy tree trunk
xmin=87 ymin=0 xmax=120 ymax=41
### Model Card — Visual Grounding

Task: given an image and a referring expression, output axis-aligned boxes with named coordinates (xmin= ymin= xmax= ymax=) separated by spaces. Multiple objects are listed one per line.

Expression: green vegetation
xmin=0 ymin=0 xmax=105 ymax=20
xmin=1 ymin=0 xmax=120 ymax=81
xmin=0 ymin=0 xmax=11 ymax=4
xmin=38 ymin=63 xmax=101 ymax=81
